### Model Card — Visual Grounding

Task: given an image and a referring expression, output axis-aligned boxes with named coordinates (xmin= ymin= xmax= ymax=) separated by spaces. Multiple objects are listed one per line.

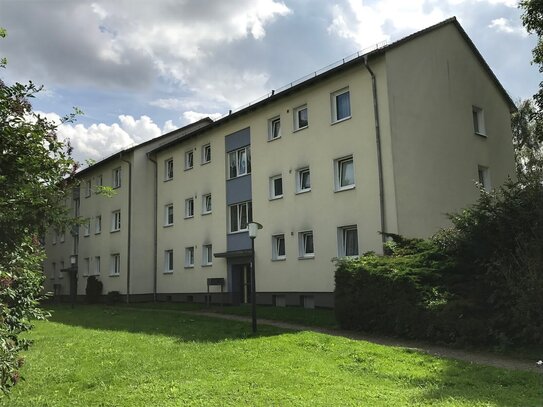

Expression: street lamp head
xmin=70 ymin=254 xmax=78 ymax=265
xmin=248 ymin=222 xmax=263 ymax=239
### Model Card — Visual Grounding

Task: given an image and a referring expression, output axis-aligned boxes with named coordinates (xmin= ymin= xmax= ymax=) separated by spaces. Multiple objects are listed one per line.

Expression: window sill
xmin=112 ymin=186 xmax=121 ymax=190
xmin=269 ymin=195 xmax=283 ymax=201
xmin=184 ymin=266 xmax=194 ymax=269
xmin=184 ymin=167 xmax=193 ymax=171
xmin=201 ymin=161 xmax=211 ymax=166
xmin=474 ymin=132 xmax=487 ymax=138
xmin=295 ymin=189 xmax=311 ymax=195
xmin=109 ymin=274 xmax=120 ymax=277
xmin=111 ymin=229 xmax=120 ymax=233
xmin=267 ymin=136 xmax=282 ymax=143
xmin=95 ymin=232 xmax=101 ymax=235
xmin=271 ymin=258 xmax=286 ymax=262
xmin=83 ymin=234 xmax=90 ymax=238
xmin=163 ymin=271 xmax=173 ymax=275
xmin=164 ymin=178 xmax=173 ymax=182
xmin=227 ymin=173 xmax=251 ymax=181
xmin=293 ymin=125 xmax=308 ymax=133
xmin=184 ymin=216 xmax=194 ymax=220
xmin=227 ymin=230 xmax=249 ymax=235
xmin=164 ymin=224 xmax=174 ymax=228
xmin=331 ymin=116 xmax=352 ymax=126
xmin=202 ymin=211 xmax=212 ymax=216
xmin=298 ymin=255 xmax=315 ymax=260
xmin=335 ymin=185 xmax=355 ymax=193
xmin=202 ymin=264 xmax=212 ymax=268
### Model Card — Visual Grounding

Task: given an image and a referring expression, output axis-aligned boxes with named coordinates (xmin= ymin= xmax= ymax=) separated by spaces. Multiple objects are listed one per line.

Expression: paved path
xmin=180 ymin=310 xmax=540 ymax=373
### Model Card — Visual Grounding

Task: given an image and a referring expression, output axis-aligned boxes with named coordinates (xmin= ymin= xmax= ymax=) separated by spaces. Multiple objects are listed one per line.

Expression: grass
xmin=8 ymin=305 xmax=542 ymax=406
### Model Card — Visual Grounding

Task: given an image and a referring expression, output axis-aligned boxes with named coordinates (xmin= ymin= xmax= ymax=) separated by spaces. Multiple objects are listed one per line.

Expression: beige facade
xmin=43 ymin=18 xmax=516 ymax=307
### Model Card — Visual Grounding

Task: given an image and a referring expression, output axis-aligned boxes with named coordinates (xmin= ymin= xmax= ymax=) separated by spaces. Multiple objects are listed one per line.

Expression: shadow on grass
xmin=45 ymin=304 xmax=286 ymax=343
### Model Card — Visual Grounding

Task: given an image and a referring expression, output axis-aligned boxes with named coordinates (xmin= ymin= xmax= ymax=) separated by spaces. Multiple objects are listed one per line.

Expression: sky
xmin=1 ymin=0 xmax=539 ymax=164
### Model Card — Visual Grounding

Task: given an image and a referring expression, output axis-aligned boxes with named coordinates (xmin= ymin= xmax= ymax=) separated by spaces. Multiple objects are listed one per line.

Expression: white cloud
xmin=162 ymin=120 xmax=177 ymax=134
xmin=488 ymin=17 xmax=528 ymax=37
xmin=182 ymin=111 xmax=222 ymax=125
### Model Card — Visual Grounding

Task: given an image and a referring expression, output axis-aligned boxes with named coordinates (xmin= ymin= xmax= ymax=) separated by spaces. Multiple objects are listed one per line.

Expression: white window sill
xmin=163 ymin=270 xmax=173 ymax=275
xmin=184 ymin=216 xmax=194 ymax=220
xmin=228 ymin=229 xmax=249 ymax=235
xmin=184 ymin=265 xmax=194 ymax=269
xmin=109 ymin=274 xmax=120 ymax=277
xmin=298 ymin=255 xmax=315 ymax=260
xmin=164 ymin=224 xmax=174 ymax=228
xmin=112 ymin=186 xmax=121 ymax=190
xmin=83 ymin=234 xmax=90 ymax=237
xmin=164 ymin=178 xmax=173 ymax=182
xmin=111 ymin=229 xmax=120 ymax=233
xmin=335 ymin=185 xmax=355 ymax=193
xmin=202 ymin=211 xmax=212 ymax=216
xmin=331 ymin=116 xmax=352 ymax=126
xmin=296 ymin=189 xmax=311 ymax=195
xmin=293 ymin=125 xmax=308 ymax=133
xmin=202 ymin=264 xmax=213 ymax=268
xmin=184 ymin=167 xmax=193 ymax=171
xmin=201 ymin=161 xmax=211 ymax=166
xmin=272 ymin=257 xmax=286 ymax=262
xmin=227 ymin=173 xmax=251 ymax=181
xmin=267 ymin=136 xmax=282 ymax=142
xmin=269 ymin=195 xmax=283 ymax=201
xmin=474 ymin=132 xmax=487 ymax=138
xmin=95 ymin=232 xmax=101 ymax=235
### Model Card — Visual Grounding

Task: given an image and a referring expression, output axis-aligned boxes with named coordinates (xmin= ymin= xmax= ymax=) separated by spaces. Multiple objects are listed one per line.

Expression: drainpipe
xmin=147 ymin=152 xmax=158 ymax=302
xmin=363 ymin=55 xmax=387 ymax=247
xmin=119 ymin=152 xmax=132 ymax=303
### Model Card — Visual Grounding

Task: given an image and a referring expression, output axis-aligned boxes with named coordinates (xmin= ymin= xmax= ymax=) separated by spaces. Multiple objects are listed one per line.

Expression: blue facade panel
xmin=227 ymin=232 xmax=251 ymax=251
xmin=225 ymin=127 xmax=250 ymax=152
xmin=226 ymin=175 xmax=252 ymax=205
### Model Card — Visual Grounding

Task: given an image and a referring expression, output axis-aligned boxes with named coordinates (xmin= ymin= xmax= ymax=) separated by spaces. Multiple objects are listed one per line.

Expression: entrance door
xmin=231 ymin=263 xmax=251 ymax=305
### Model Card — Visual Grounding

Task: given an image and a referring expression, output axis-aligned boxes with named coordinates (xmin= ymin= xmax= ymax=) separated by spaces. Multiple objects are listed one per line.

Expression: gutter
xmin=363 ymin=55 xmax=387 ymax=247
xmin=119 ymin=152 xmax=132 ymax=303
xmin=146 ymin=152 xmax=158 ymax=302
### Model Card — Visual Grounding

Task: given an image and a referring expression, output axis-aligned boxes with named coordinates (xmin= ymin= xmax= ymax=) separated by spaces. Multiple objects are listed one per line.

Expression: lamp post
xmin=248 ymin=222 xmax=263 ymax=333
xmin=69 ymin=254 xmax=78 ymax=309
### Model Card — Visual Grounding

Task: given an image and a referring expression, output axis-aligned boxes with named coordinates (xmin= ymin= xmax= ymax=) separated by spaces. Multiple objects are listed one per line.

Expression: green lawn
xmin=8 ymin=305 xmax=542 ymax=406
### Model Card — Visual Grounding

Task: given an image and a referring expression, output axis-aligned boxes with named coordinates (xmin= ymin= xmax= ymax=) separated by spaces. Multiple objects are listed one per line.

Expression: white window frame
xmin=112 ymin=167 xmax=121 ymax=188
xmin=95 ymin=215 xmax=102 ymax=234
xmin=272 ymin=234 xmax=286 ymax=260
xmin=472 ymin=106 xmax=486 ymax=136
xmin=83 ymin=218 xmax=90 ymax=236
xmin=335 ymin=156 xmax=355 ymax=191
xmin=296 ymin=167 xmax=311 ymax=193
xmin=52 ymin=262 xmax=57 ymax=279
xmin=83 ymin=257 xmax=90 ymax=276
xmin=164 ymin=250 xmax=174 ymax=273
xmin=96 ymin=174 xmax=103 ymax=187
xmin=477 ymin=165 xmax=491 ymax=191
xmin=202 ymin=244 xmax=213 ymax=266
xmin=185 ymin=198 xmax=194 ymax=219
xmin=84 ymin=180 xmax=92 ymax=197
xmin=338 ymin=226 xmax=359 ymax=257
xmin=294 ymin=105 xmax=308 ymax=131
xmin=298 ymin=231 xmax=314 ymax=258
xmin=185 ymin=150 xmax=194 ymax=170
xmin=202 ymin=144 xmax=211 ymax=164
xmin=331 ymin=88 xmax=351 ymax=123
xmin=268 ymin=116 xmax=281 ymax=141
xmin=59 ymin=261 xmax=65 ymax=279
xmin=269 ymin=175 xmax=283 ymax=200
xmin=94 ymin=256 xmax=101 ymax=275
xmin=164 ymin=204 xmax=174 ymax=226
xmin=202 ymin=194 xmax=212 ymax=215
xmin=59 ymin=231 xmax=65 ymax=243
xmin=165 ymin=158 xmax=174 ymax=180
xmin=110 ymin=254 xmax=120 ymax=276
xmin=111 ymin=210 xmax=121 ymax=232
xmin=52 ymin=232 xmax=57 ymax=245
xmin=227 ymin=146 xmax=251 ymax=179
xmin=229 ymin=201 xmax=252 ymax=233
xmin=185 ymin=247 xmax=195 ymax=268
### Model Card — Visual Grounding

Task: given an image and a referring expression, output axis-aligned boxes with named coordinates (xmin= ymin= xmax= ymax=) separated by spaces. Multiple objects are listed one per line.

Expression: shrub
xmin=85 ymin=276 xmax=103 ymax=303
xmin=106 ymin=291 xmax=121 ymax=305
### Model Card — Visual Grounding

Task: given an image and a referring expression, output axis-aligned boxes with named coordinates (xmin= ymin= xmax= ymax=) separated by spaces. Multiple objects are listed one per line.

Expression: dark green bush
xmin=85 ymin=276 xmax=103 ymax=303
xmin=106 ymin=291 xmax=121 ymax=305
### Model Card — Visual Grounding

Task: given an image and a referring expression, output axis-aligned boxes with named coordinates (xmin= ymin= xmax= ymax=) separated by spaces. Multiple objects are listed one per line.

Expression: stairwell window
xmin=338 ymin=226 xmax=359 ymax=257
xmin=95 ymin=215 xmax=102 ymax=234
xmin=294 ymin=105 xmax=308 ymax=131
xmin=472 ymin=106 xmax=486 ymax=136
xmin=165 ymin=158 xmax=174 ymax=180
xmin=165 ymin=204 xmax=174 ymax=226
xmin=268 ymin=116 xmax=281 ymax=140
xmin=228 ymin=146 xmax=251 ymax=178
xmin=185 ymin=247 xmax=195 ymax=268
xmin=185 ymin=150 xmax=194 ymax=170
xmin=331 ymin=88 xmax=351 ymax=123
xmin=111 ymin=210 xmax=121 ymax=232
xmin=202 ymin=194 xmax=212 ymax=215
xmin=164 ymin=250 xmax=174 ymax=273
xmin=202 ymin=144 xmax=211 ymax=164
xmin=272 ymin=234 xmax=286 ymax=260
xmin=202 ymin=244 xmax=213 ymax=266
xmin=229 ymin=201 xmax=252 ymax=233
xmin=83 ymin=219 xmax=90 ymax=236
xmin=477 ymin=165 xmax=491 ymax=191
xmin=298 ymin=231 xmax=314 ymax=258
xmin=296 ymin=167 xmax=311 ymax=193
xmin=185 ymin=198 xmax=194 ymax=219
xmin=84 ymin=180 xmax=92 ymax=197
xmin=112 ymin=167 xmax=121 ymax=188
xmin=110 ymin=254 xmax=120 ymax=276
xmin=269 ymin=175 xmax=283 ymax=199
xmin=335 ymin=156 xmax=355 ymax=191
xmin=94 ymin=256 xmax=101 ymax=275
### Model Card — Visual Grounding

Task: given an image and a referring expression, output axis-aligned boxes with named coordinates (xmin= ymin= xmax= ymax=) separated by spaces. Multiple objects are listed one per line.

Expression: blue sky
xmin=1 ymin=0 xmax=539 ymax=163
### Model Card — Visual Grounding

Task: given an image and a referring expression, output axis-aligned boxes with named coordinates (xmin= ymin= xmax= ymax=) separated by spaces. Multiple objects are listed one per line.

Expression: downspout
xmin=363 ymin=55 xmax=387 ymax=247
xmin=147 ymin=152 xmax=158 ymax=302
xmin=119 ymin=152 xmax=132 ymax=303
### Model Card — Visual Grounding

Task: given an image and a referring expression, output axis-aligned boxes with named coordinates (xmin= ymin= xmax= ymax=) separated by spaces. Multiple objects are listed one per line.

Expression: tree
xmin=511 ymin=98 xmax=543 ymax=178
xmin=0 ymin=29 xmax=78 ymax=394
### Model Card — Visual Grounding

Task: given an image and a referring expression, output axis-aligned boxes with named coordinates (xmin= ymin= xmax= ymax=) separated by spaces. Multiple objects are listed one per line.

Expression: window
xmin=111 ymin=210 xmax=121 ymax=232
xmin=83 ymin=257 xmax=90 ymax=276
xmin=52 ymin=232 xmax=57 ymax=245
xmin=51 ymin=262 xmax=56 ymax=280
xmin=268 ymin=116 xmax=281 ymax=140
xmin=335 ymin=156 xmax=355 ymax=190
xmin=338 ymin=226 xmax=359 ymax=257
xmin=165 ymin=204 xmax=174 ymax=226
xmin=478 ymin=165 xmax=491 ymax=191
xmin=96 ymin=175 xmax=103 ymax=187
xmin=110 ymin=254 xmax=120 ymax=276
xmin=59 ymin=261 xmax=65 ymax=279
xmin=296 ymin=167 xmax=311 ymax=193
xmin=272 ymin=234 xmax=286 ymax=260
xmin=165 ymin=158 xmax=174 ymax=180
xmin=85 ymin=180 xmax=92 ymax=197
xmin=112 ymin=167 xmax=121 ymax=188
xmin=202 ymin=144 xmax=211 ymax=164
xmin=299 ymin=231 xmax=314 ymax=258
xmin=164 ymin=250 xmax=174 ymax=273
xmin=94 ymin=256 xmax=101 ymax=275
xmin=202 ymin=244 xmax=213 ymax=266
xmin=294 ymin=105 xmax=308 ymax=130
xmin=95 ymin=215 xmax=102 ymax=234
xmin=185 ymin=150 xmax=194 ymax=170
xmin=185 ymin=247 xmax=194 ymax=268
xmin=472 ymin=106 xmax=486 ymax=135
xmin=228 ymin=146 xmax=251 ymax=178
xmin=59 ymin=231 xmax=65 ymax=243
xmin=83 ymin=219 xmax=90 ymax=236
xmin=332 ymin=88 xmax=351 ymax=122
xmin=202 ymin=194 xmax=212 ymax=214
xmin=270 ymin=175 xmax=283 ymax=199
xmin=185 ymin=198 xmax=194 ymax=218
xmin=229 ymin=201 xmax=252 ymax=233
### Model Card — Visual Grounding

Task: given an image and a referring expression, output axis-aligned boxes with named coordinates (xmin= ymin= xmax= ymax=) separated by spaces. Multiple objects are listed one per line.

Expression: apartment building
xmin=43 ymin=18 xmax=516 ymax=308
